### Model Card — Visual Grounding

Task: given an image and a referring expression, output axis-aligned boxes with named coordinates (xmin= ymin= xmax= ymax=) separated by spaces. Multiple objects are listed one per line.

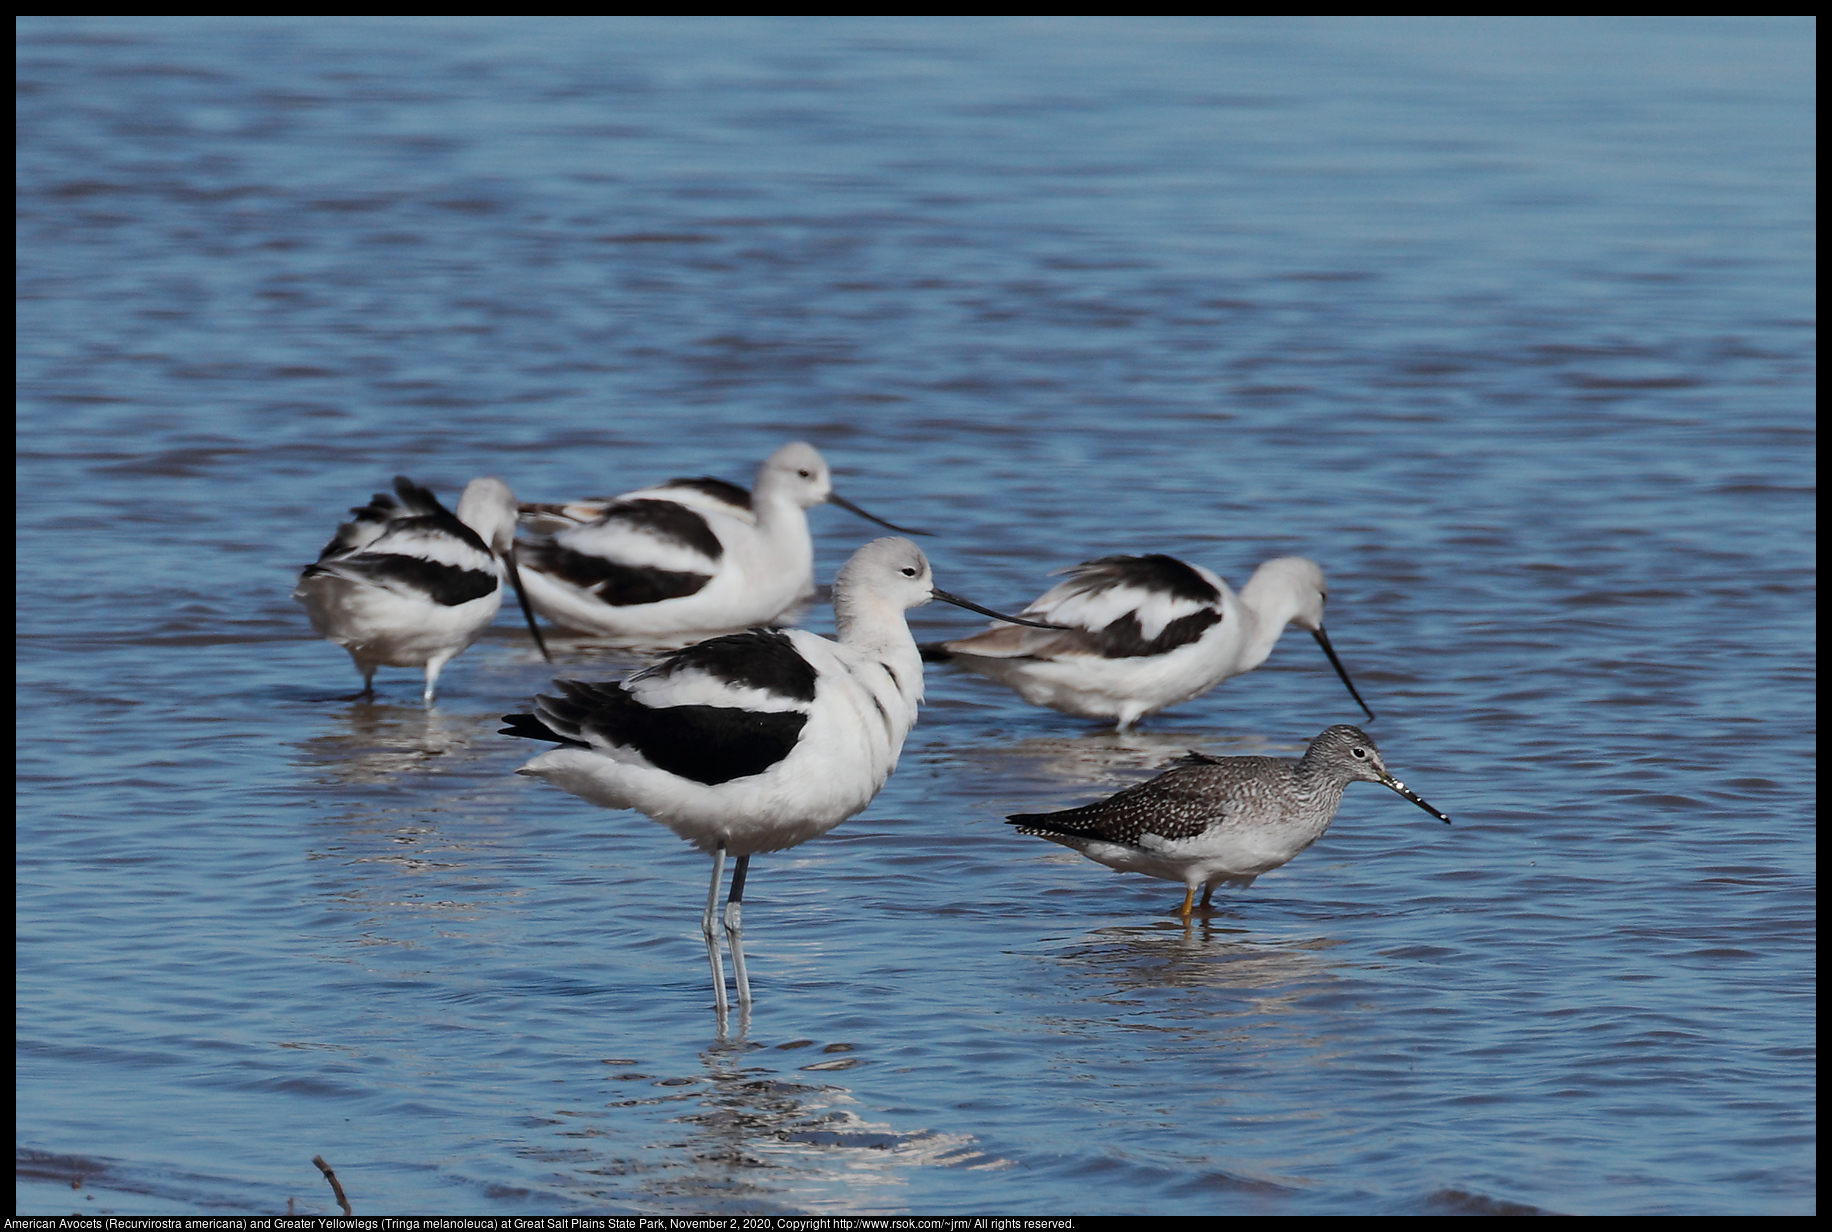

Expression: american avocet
xmin=924 ymin=554 xmax=1376 ymax=730
xmin=1008 ymin=724 xmax=1449 ymax=917
xmin=294 ymin=476 xmax=549 ymax=705
xmin=515 ymin=442 xmax=923 ymax=641
xmin=501 ymin=537 xmax=1056 ymax=1015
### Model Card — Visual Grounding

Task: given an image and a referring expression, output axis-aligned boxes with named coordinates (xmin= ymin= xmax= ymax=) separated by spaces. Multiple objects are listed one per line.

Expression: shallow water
xmin=16 ymin=16 xmax=1815 ymax=1216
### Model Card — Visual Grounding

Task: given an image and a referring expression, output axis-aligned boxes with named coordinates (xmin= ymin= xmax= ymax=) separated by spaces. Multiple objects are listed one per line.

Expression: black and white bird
xmin=1008 ymin=724 xmax=1450 ymax=916
xmin=502 ymin=537 xmax=1056 ymax=1016
xmin=294 ymin=476 xmax=548 ymax=705
xmin=517 ymin=474 xmax=756 ymax=536
xmin=925 ymin=554 xmax=1376 ymax=730
xmin=514 ymin=442 xmax=922 ymax=641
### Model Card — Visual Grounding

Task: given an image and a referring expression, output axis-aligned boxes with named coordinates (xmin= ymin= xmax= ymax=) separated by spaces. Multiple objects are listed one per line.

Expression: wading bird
xmin=295 ymin=475 xmax=548 ymax=705
xmin=1008 ymin=724 xmax=1449 ymax=916
xmin=504 ymin=537 xmax=1057 ymax=1016
xmin=926 ymin=554 xmax=1375 ymax=730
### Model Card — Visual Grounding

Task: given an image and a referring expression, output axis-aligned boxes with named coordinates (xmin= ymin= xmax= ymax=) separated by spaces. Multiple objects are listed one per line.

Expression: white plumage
xmin=510 ymin=626 xmax=918 ymax=859
xmin=294 ymin=475 xmax=545 ymax=705
xmin=504 ymin=536 xmax=1052 ymax=1015
xmin=515 ymin=442 xmax=920 ymax=641
xmin=929 ymin=554 xmax=1375 ymax=730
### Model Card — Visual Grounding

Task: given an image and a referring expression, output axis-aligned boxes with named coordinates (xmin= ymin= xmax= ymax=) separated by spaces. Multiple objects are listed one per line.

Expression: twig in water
xmin=312 ymin=1155 xmax=352 ymax=1216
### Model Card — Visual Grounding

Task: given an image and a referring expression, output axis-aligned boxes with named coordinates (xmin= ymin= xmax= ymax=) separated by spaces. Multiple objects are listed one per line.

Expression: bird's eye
xmin=797 ymin=469 xmax=813 ymax=479
xmin=900 ymin=566 xmax=918 ymax=577
xmin=1352 ymin=747 xmax=1368 ymax=758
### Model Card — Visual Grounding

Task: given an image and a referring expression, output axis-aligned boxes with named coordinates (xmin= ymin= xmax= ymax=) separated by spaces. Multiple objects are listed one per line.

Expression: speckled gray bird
xmin=1007 ymin=725 xmax=1451 ymax=916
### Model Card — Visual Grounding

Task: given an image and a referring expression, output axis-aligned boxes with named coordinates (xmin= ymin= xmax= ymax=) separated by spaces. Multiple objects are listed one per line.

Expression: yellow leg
xmin=1199 ymin=885 xmax=1214 ymax=909
xmin=1178 ymin=885 xmax=1195 ymax=918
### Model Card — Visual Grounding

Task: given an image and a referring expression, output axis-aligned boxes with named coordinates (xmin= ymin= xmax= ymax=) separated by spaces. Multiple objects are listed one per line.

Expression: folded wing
xmin=946 ymin=554 xmax=1226 ymax=661
xmin=502 ymin=629 xmax=819 ymax=786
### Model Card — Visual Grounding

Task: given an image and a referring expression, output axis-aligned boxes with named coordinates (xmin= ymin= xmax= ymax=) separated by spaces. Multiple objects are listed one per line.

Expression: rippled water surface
xmin=17 ymin=16 xmax=1815 ymax=1216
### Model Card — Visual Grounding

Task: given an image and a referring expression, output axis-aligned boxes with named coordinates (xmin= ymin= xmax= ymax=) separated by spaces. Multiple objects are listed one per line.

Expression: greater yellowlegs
xmin=1008 ymin=724 xmax=1449 ymax=915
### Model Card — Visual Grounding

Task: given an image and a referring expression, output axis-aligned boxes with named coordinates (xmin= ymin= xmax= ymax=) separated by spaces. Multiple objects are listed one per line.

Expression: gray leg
xmin=703 ymin=845 xmax=728 ymax=1015
xmin=724 ymin=855 xmax=751 ymax=1006
xmin=423 ymin=650 xmax=457 ymax=707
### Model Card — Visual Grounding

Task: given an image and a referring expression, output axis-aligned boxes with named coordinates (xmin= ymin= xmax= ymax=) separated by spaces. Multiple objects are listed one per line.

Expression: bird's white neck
xmin=751 ymin=480 xmax=805 ymax=521
xmin=1234 ymin=568 xmax=1311 ymax=671
xmin=749 ymin=491 xmax=814 ymax=571
xmin=833 ymin=592 xmax=923 ymax=677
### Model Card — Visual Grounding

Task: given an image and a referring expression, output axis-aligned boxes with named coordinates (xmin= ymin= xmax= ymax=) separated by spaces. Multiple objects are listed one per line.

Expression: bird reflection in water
xmin=542 ymin=1037 xmax=1005 ymax=1211
xmin=1051 ymin=921 xmax=1342 ymax=999
xmin=296 ymin=702 xmax=495 ymax=786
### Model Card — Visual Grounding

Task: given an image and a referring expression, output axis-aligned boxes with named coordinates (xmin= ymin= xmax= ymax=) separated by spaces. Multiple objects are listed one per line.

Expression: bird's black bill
xmin=1384 ymin=777 xmax=1452 ymax=825
xmin=932 ymin=588 xmax=1065 ymax=630
xmin=506 ymin=547 xmax=554 ymax=664
xmin=1311 ymin=627 xmax=1376 ymax=722
xmin=829 ymin=491 xmax=931 ymax=536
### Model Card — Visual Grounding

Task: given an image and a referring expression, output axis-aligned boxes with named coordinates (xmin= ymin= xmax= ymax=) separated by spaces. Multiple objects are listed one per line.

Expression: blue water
xmin=16 ymin=16 xmax=1814 ymax=1216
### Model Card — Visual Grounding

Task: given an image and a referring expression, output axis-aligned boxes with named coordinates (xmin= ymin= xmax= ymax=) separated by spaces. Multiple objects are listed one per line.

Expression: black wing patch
xmin=641 ymin=628 xmax=819 ymax=702
xmin=1060 ymin=554 xmax=1222 ymax=605
xmin=522 ymin=541 xmax=712 ymax=605
xmin=304 ymin=554 xmax=500 ymax=607
xmin=663 ymin=476 xmax=753 ymax=510
xmin=1087 ymin=607 xmax=1223 ymax=659
xmin=598 ymin=498 xmax=726 ymax=560
xmin=387 ymin=476 xmax=449 ymax=519
xmin=316 ymin=476 xmax=489 ymax=561
xmin=317 ymin=488 xmax=404 ymax=559
xmin=507 ymin=679 xmax=807 ymax=785
xmin=348 ymin=489 xmax=405 ymax=522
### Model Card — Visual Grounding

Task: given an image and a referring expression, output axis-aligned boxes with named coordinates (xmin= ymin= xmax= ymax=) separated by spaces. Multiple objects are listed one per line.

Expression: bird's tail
xmin=1006 ymin=811 xmax=1096 ymax=838
xmin=500 ymin=712 xmax=588 ymax=748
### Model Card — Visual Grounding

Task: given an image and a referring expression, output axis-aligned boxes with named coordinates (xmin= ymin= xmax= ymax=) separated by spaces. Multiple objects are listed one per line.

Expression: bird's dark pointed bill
xmin=933 ymin=588 xmax=1065 ymax=629
xmin=1383 ymin=776 xmax=1451 ymax=824
xmin=1311 ymin=627 xmax=1376 ymax=721
xmin=829 ymin=491 xmax=931 ymax=536
xmin=506 ymin=547 xmax=554 ymax=664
